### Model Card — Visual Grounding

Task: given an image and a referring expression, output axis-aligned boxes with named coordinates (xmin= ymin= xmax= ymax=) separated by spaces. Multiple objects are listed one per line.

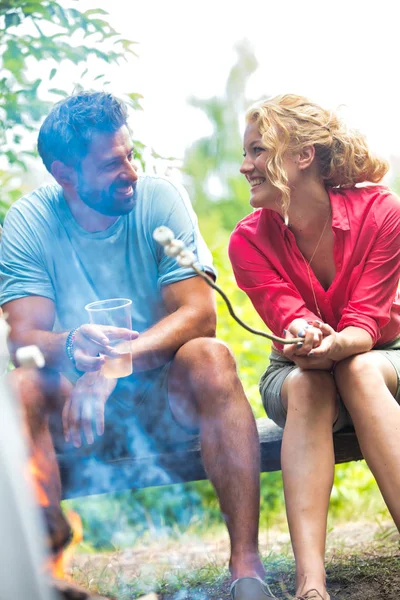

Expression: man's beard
xmin=76 ymin=178 xmax=136 ymax=216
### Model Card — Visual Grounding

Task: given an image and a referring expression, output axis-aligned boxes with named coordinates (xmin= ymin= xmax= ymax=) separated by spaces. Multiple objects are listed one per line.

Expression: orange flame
xmin=27 ymin=454 xmax=50 ymax=507
xmin=27 ymin=452 xmax=83 ymax=579
xmin=52 ymin=510 xmax=83 ymax=579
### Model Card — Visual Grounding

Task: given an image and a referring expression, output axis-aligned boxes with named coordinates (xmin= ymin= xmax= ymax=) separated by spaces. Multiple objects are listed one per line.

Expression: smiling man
xmin=0 ymin=91 xmax=271 ymax=599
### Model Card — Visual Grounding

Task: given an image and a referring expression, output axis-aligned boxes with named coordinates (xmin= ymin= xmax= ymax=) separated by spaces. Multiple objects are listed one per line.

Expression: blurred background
xmin=0 ymin=0 xmax=397 ymax=564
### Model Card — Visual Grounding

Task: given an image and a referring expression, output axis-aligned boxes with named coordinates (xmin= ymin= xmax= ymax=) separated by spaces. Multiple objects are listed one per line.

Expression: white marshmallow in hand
xmin=153 ymin=226 xmax=175 ymax=246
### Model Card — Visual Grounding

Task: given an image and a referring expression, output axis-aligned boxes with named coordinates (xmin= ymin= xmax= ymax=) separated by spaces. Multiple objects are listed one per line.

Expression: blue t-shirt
xmin=0 ymin=175 xmax=216 ymax=335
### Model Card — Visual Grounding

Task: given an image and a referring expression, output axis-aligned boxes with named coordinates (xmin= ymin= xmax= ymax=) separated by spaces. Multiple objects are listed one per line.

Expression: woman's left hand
xmin=283 ymin=326 xmax=334 ymax=370
xmin=306 ymin=321 xmax=342 ymax=361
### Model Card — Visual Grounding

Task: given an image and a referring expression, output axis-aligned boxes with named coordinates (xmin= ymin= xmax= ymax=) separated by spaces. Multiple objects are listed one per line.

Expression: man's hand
xmin=62 ymin=371 xmax=117 ymax=448
xmin=73 ymin=325 xmax=138 ymax=372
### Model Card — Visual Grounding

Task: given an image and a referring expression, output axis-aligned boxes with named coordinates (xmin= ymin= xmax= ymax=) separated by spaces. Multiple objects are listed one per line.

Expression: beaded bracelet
xmin=65 ymin=327 xmax=79 ymax=366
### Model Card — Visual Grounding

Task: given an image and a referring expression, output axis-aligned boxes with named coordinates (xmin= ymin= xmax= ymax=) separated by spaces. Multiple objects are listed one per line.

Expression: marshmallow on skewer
xmin=153 ymin=226 xmax=175 ymax=246
xmin=177 ymin=249 xmax=196 ymax=267
xmin=16 ymin=345 xmax=45 ymax=369
xmin=152 ymin=227 xmax=195 ymax=264
xmin=164 ymin=239 xmax=185 ymax=257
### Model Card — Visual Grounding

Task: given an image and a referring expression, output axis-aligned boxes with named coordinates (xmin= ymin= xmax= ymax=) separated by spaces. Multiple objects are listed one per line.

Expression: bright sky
xmin=96 ymin=0 xmax=400 ymax=164
xmin=40 ymin=0 xmax=400 ymax=176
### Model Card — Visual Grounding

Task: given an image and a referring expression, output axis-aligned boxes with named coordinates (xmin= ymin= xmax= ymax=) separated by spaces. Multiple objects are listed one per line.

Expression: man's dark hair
xmin=38 ymin=91 xmax=129 ymax=173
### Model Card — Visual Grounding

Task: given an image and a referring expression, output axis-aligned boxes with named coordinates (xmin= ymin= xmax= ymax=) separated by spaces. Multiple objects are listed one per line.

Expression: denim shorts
xmin=52 ymin=363 xmax=199 ymax=460
xmin=259 ymin=338 xmax=400 ymax=432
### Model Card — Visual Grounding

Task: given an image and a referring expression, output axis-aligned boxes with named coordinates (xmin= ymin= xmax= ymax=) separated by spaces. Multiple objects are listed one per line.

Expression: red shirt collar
xmin=329 ymin=188 xmax=350 ymax=231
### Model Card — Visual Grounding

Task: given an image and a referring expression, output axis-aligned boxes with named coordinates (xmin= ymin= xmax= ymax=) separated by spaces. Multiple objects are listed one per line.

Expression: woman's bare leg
xmin=281 ymin=369 xmax=337 ymax=599
xmin=335 ymin=351 xmax=400 ymax=527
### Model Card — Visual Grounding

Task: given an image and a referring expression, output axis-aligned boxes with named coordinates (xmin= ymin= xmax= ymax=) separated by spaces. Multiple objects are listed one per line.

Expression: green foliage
xmin=0 ymin=0 xmax=140 ymax=217
xmin=330 ymin=460 xmax=387 ymax=520
xmin=66 ymin=482 xmax=223 ymax=551
xmin=209 ymin=231 xmax=271 ymax=417
xmin=183 ymin=40 xmax=260 ymax=232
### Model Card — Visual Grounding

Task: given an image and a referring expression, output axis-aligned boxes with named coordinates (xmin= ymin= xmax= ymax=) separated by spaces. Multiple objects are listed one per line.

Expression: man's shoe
xmin=230 ymin=577 xmax=275 ymax=599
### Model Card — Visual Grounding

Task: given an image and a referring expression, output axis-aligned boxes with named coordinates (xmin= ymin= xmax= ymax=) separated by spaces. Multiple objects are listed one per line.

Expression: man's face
xmin=75 ymin=126 xmax=138 ymax=217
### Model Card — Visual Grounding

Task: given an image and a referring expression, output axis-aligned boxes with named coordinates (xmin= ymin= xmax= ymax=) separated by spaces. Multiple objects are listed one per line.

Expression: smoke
xmin=0 ymin=356 xmax=57 ymax=599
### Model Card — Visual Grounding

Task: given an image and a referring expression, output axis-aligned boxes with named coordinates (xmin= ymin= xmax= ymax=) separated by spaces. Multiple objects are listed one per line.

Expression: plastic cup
xmin=85 ymin=298 xmax=133 ymax=379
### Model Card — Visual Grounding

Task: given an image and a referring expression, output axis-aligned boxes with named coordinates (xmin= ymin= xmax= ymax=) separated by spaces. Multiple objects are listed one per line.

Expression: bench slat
xmin=58 ymin=418 xmax=363 ymax=499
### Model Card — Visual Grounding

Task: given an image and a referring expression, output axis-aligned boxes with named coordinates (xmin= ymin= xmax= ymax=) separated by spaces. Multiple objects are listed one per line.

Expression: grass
xmin=64 ymin=459 xmax=399 ymax=598
xmin=68 ymin=516 xmax=400 ymax=599
xmin=70 ymin=545 xmax=400 ymax=599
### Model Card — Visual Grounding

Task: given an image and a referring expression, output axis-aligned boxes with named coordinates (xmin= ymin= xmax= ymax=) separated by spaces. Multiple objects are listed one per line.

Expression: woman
xmin=229 ymin=94 xmax=400 ymax=600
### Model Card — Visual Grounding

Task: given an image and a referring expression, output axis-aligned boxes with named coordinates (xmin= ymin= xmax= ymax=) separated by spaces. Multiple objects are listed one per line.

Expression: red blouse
xmin=229 ymin=185 xmax=400 ymax=352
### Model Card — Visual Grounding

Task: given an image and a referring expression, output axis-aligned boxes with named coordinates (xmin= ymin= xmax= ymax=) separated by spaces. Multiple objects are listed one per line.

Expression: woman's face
xmin=240 ymin=121 xmax=298 ymax=211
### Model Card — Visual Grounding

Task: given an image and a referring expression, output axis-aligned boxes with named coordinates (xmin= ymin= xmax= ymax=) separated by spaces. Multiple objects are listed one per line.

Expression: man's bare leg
xmin=168 ymin=337 xmax=264 ymax=580
xmin=8 ymin=367 xmax=72 ymax=551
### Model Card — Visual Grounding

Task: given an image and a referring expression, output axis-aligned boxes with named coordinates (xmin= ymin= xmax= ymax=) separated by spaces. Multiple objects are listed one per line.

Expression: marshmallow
xmin=153 ymin=226 xmax=175 ymax=246
xmin=177 ymin=249 xmax=196 ymax=267
xmin=16 ymin=345 xmax=45 ymax=369
xmin=164 ymin=239 xmax=185 ymax=257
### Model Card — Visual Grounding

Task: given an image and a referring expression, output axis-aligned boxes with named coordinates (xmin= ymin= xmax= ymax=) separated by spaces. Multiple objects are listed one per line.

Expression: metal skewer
xmin=153 ymin=227 xmax=302 ymax=345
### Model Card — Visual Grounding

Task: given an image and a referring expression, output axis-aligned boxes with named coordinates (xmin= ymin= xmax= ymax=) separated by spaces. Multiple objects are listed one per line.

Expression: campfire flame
xmin=27 ymin=452 xmax=83 ymax=580
xmin=28 ymin=455 xmax=50 ymax=507
xmin=52 ymin=510 xmax=83 ymax=580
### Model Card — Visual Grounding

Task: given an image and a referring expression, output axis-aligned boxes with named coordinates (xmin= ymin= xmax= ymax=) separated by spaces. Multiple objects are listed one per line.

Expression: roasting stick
xmin=153 ymin=226 xmax=302 ymax=345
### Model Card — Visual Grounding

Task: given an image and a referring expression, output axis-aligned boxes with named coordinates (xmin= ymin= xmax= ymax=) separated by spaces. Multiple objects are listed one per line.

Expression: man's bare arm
xmin=129 ymin=275 xmax=216 ymax=372
xmin=4 ymin=296 xmax=134 ymax=371
xmin=4 ymin=296 xmax=71 ymax=369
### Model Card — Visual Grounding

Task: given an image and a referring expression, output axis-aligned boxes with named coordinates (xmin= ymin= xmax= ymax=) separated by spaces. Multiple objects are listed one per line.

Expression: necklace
xmin=299 ymin=208 xmax=332 ymax=320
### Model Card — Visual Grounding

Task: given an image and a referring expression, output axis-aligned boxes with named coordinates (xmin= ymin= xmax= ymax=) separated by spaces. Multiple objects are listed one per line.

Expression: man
xmin=0 ymin=91 xmax=272 ymax=599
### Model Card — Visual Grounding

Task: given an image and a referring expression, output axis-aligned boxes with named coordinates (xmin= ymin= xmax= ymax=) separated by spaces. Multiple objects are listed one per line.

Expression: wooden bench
xmin=58 ymin=418 xmax=363 ymax=500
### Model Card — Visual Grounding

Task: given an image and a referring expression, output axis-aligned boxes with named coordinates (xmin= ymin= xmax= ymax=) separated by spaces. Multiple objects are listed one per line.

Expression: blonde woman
xmin=229 ymin=94 xmax=400 ymax=600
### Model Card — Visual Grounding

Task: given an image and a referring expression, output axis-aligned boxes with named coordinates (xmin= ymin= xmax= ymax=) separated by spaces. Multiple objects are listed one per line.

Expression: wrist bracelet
xmin=66 ymin=327 xmax=79 ymax=366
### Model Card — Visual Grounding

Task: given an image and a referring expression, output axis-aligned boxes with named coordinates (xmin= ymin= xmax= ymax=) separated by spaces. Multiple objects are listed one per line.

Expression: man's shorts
xmin=259 ymin=338 xmax=400 ymax=432
xmin=51 ymin=363 xmax=199 ymax=460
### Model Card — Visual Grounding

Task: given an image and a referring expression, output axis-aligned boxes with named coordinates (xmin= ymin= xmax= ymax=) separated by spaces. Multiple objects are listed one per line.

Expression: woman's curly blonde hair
xmin=246 ymin=94 xmax=389 ymax=219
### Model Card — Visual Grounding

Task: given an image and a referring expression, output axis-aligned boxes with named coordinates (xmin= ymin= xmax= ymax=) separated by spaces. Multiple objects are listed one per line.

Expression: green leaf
xmin=127 ymin=92 xmax=144 ymax=101
xmin=0 ymin=0 xmax=145 ymax=215
xmin=3 ymin=40 xmax=25 ymax=78
xmin=5 ymin=11 xmax=21 ymax=28
xmin=83 ymin=8 xmax=109 ymax=16
xmin=48 ymin=88 xmax=68 ymax=97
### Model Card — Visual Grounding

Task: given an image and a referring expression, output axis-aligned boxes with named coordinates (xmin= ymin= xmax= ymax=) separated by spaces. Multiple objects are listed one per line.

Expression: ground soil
xmin=70 ymin=519 xmax=400 ymax=599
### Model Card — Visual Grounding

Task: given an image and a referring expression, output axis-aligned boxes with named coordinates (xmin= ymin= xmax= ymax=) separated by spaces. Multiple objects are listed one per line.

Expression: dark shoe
xmin=230 ymin=577 xmax=275 ymax=599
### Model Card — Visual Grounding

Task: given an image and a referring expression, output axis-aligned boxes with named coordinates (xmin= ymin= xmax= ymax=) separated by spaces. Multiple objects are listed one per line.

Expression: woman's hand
xmin=283 ymin=323 xmax=334 ymax=370
xmin=308 ymin=322 xmax=373 ymax=362
xmin=307 ymin=321 xmax=342 ymax=361
xmin=283 ymin=320 xmax=323 ymax=360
